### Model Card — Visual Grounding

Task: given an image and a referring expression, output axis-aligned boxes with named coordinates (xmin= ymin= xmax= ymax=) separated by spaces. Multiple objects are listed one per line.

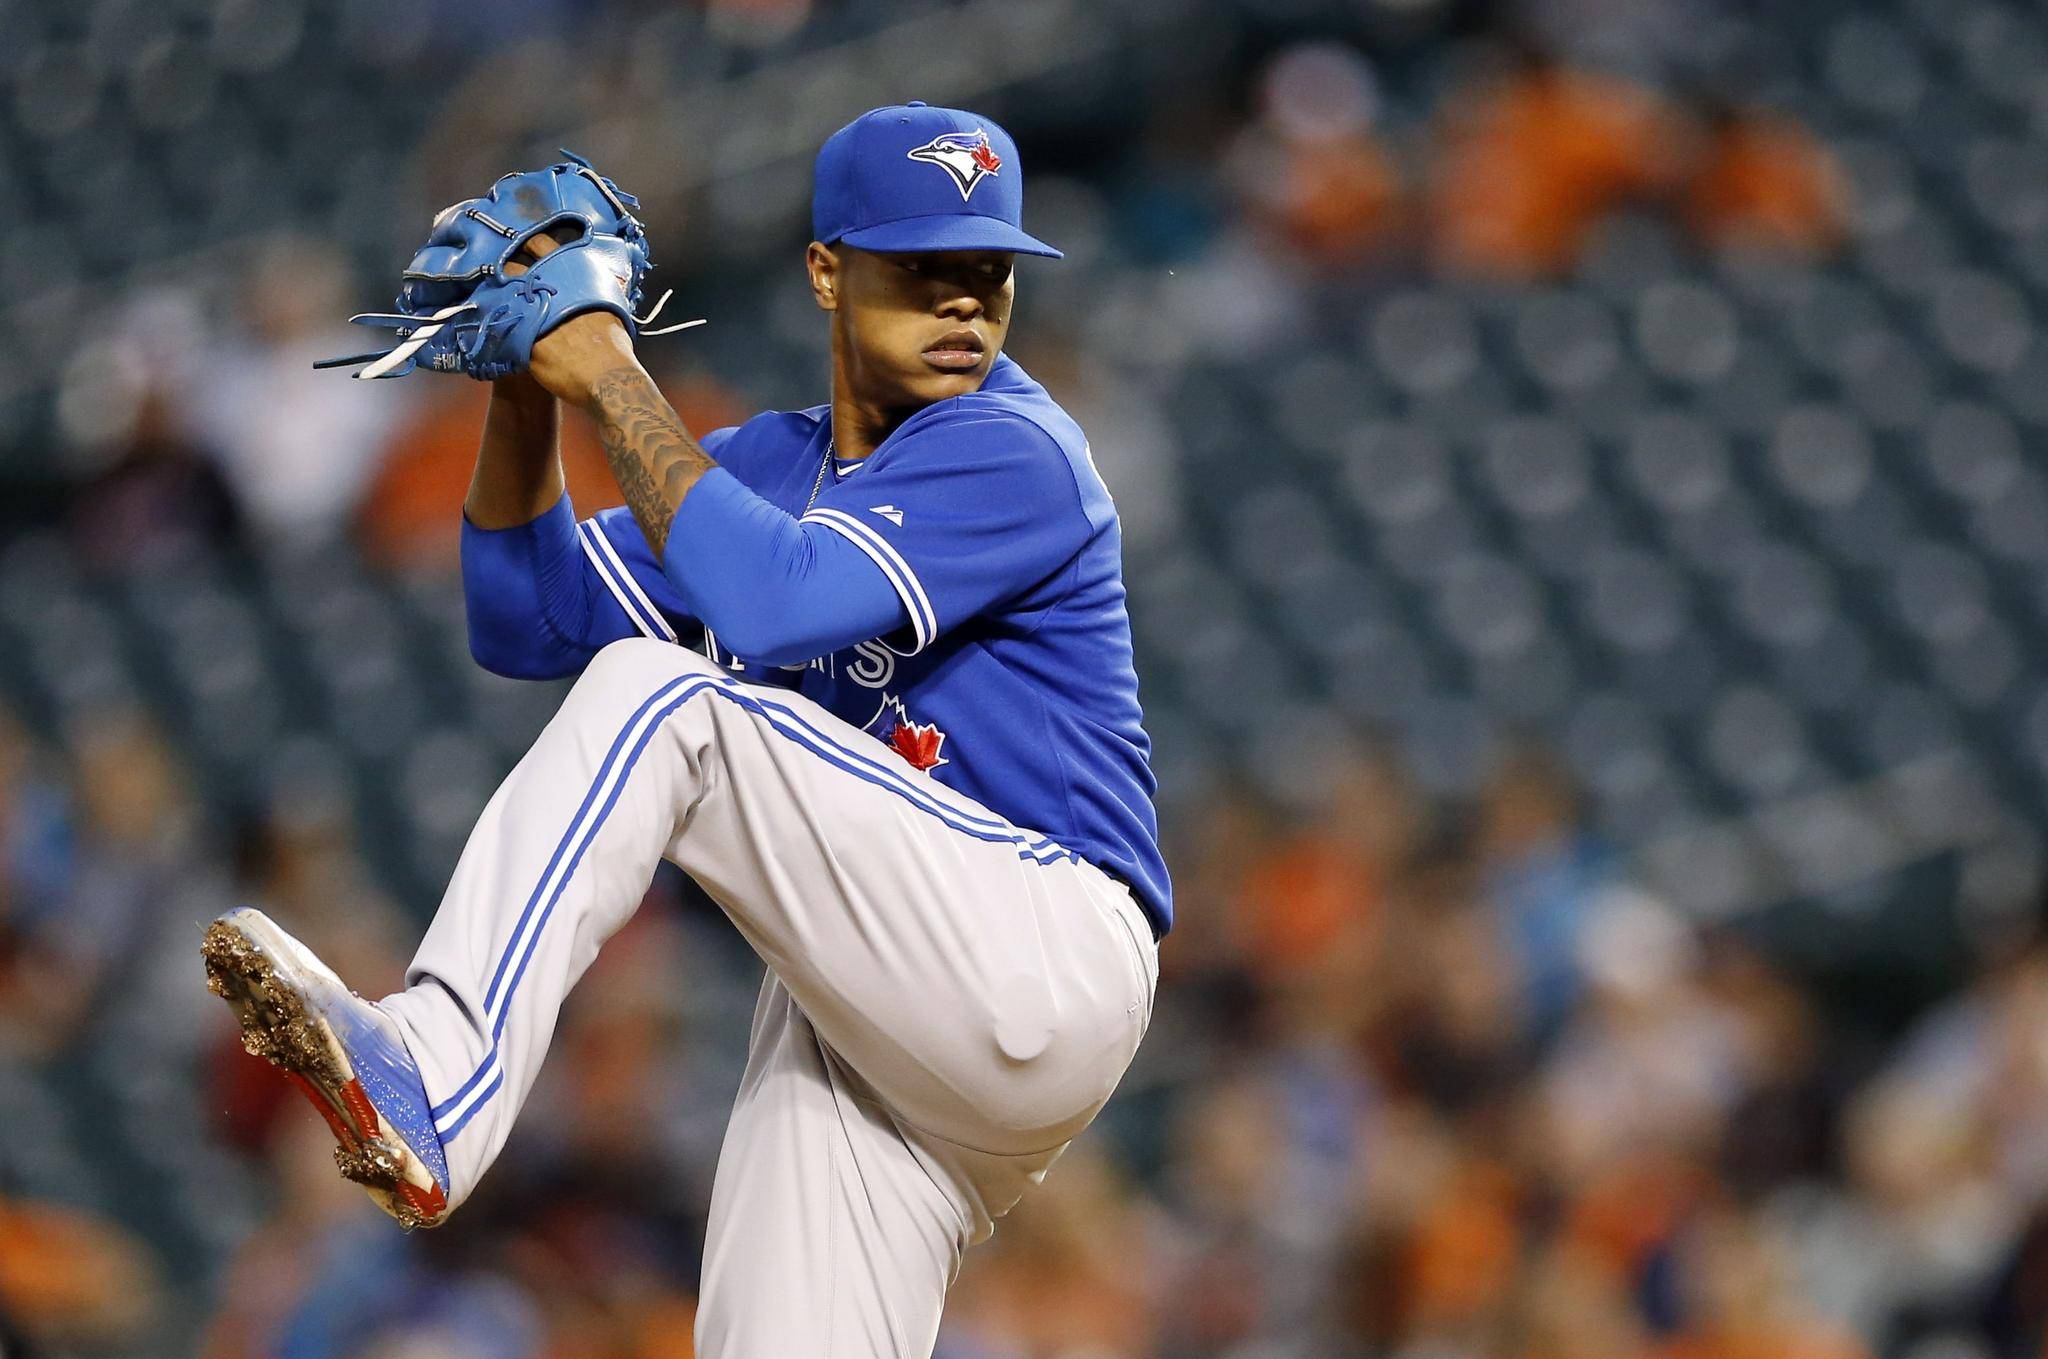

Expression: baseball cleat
xmin=202 ymin=907 xmax=451 ymax=1229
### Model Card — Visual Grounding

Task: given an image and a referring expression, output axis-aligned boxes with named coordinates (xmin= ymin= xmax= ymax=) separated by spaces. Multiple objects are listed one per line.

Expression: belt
xmin=1095 ymin=864 xmax=1163 ymax=943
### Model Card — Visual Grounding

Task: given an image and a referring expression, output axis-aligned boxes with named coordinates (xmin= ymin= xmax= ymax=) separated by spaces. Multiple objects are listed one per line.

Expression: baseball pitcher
xmin=202 ymin=103 xmax=1167 ymax=1356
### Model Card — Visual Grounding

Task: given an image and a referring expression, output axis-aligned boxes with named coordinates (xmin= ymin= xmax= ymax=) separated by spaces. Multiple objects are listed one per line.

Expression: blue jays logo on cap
xmin=812 ymin=102 xmax=1062 ymax=259
xmin=906 ymin=129 xmax=1003 ymax=202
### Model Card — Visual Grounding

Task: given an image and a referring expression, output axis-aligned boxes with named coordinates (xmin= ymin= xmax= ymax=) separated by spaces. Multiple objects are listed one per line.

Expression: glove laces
xmin=350 ymin=299 xmax=476 ymax=380
xmin=634 ymin=288 xmax=707 ymax=337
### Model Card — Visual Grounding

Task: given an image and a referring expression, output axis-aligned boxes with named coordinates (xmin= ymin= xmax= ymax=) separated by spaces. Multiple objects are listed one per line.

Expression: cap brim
xmin=836 ymin=213 xmax=1062 ymax=259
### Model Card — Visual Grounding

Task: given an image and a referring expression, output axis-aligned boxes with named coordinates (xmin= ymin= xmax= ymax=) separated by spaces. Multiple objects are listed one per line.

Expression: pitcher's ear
xmin=806 ymin=241 xmax=839 ymax=311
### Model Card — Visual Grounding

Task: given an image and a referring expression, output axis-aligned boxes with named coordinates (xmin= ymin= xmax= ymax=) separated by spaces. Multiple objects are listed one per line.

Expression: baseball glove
xmin=320 ymin=151 xmax=699 ymax=381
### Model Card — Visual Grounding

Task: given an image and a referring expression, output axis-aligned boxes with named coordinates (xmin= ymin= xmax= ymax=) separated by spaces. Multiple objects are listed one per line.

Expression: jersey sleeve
xmin=796 ymin=413 xmax=1093 ymax=653
xmin=577 ymin=507 xmax=696 ymax=644
xmin=661 ymin=469 xmax=912 ymax=667
xmin=459 ymin=429 xmax=734 ymax=679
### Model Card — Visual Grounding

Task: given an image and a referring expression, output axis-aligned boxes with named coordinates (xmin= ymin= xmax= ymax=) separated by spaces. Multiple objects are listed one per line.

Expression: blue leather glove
xmin=320 ymin=152 xmax=696 ymax=381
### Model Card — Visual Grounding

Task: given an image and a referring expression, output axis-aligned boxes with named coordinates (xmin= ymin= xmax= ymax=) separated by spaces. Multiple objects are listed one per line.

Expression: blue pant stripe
xmin=673 ymin=676 xmax=1073 ymax=854
xmin=437 ymin=1068 xmax=503 ymax=1145
xmin=480 ymin=677 xmax=687 ymax=1015
xmin=697 ymin=672 xmax=1061 ymax=848
xmin=431 ymin=676 xmax=689 ymax=1121
xmin=485 ymin=680 xmax=709 ymax=1047
xmin=445 ymin=679 xmax=718 ymax=1135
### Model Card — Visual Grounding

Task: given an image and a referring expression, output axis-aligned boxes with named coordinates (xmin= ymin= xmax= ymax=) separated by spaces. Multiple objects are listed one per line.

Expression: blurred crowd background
xmin=3 ymin=0 xmax=2048 ymax=1355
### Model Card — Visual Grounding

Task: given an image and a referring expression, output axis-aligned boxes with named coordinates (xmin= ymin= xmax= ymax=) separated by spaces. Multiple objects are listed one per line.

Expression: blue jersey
xmin=461 ymin=356 xmax=1170 ymax=933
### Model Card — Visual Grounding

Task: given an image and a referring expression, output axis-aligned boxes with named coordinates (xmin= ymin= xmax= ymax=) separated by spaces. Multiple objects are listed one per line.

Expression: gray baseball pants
xmin=378 ymin=639 xmax=1158 ymax=1356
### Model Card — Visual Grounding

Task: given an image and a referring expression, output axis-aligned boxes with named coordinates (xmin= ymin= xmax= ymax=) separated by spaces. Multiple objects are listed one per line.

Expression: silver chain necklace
xmin=805 ymin=436 xmax=834 ymax=513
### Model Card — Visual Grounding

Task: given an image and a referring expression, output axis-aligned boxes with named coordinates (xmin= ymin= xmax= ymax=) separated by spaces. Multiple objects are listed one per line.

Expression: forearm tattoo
xmin=590 ymin=367 xmax=715 ymax=556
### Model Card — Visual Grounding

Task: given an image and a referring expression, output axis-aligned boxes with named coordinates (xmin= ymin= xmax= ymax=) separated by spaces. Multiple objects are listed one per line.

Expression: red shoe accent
xmin=286 ymin=1071 xmax=358 ymax=1149
xmin=284 ymin=1071 xmax=447 ymax=1222
xmin=338 ymin=1078 xmax=382 ymax=1136
xmin=401 ymin=1178 xmax=449 ymax=1220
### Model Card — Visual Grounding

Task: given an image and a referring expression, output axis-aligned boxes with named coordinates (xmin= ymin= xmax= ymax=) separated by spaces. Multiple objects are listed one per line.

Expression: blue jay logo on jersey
xmin=906 ymin=130 xmax=1003 ymax=202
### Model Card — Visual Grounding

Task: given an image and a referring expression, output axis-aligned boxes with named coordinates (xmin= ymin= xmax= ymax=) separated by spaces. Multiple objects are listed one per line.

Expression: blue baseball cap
xmin=813 ymin=102 xmax=1062 ymax=259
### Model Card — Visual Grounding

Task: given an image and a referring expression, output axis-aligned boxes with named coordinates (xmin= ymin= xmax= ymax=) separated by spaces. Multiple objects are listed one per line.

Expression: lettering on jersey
xmin=703 ymin=630 xmax=745 ymax=673
xmin=870 ymin=504 xmax=904 ymax=526
xmin=906 ymin=129 xmax=1002 ymax=202
xmin=846 ymin=640 xmax=895 ymax=689
xmin=867 ymin=694 xmax=948 ymax=772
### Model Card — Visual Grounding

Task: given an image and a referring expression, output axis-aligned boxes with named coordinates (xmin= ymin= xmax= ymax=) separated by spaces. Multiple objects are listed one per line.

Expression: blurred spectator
xmin=1 ymin=708 xmax=198 ymax=1054
xmin=70 ymin=382 xmax=244 ymax=572
xmin=1538 ymin=894 xmax=1739 ymax=1184
xmin=1685 ymin=112 xmax=1845 ymax=259
xmin=1237 ymin=742 xmax=1423 ymax=982
xmin=1700 ymin=940 xmax=1837 ymax=1197
xmin=52 ymin=290 xmax=243 ymax=569
xmin=1426 ymin=59 xmax=1691 ymax=278
xmin=0 ymin=707 xmax=74 ymax=951
xmin=1154 ymin=1070 xmax=1296 ymax=1352
xmin=210 ymin=792 xmax=412 ymax=1164
xmin=1229 ymin=44 xmax=1404 ymax=272
xmin=1422 ymin=55 xmax=1844 ymax=279
xmin=1658 ymin=1207 xmax=1867 ymax=1359
xmin=184 ymin=236 xmax=412 ymax=544
xmin=1385 ymin=849 xmax=1529 ymax=1117
xmin=200 ymin=1118 xmax=415 ymax=1359
xmin=1513 ymin=1247 xmax=1654 ymax=1359
xmin=236 ymin=775 xmax=409 ymax=986
xmin=1479 ymin=743 xmax=1615 ymax=1036
xmin=0 ymin=1195 xmax=164 ymax=1353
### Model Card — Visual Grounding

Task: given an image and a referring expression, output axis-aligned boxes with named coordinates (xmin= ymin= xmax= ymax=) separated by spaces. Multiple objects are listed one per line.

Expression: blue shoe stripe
xmin=435 ymin=672 xmax=1075 ymax=1141
xmin=300 ymin=976 xmax=450 ymax=1196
